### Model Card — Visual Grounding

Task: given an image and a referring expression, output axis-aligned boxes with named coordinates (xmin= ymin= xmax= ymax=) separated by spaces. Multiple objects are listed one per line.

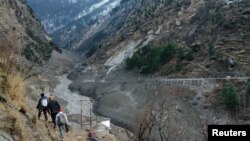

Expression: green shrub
xmin=223 ymin=20 xmax=233 ymax=29
xmin=126 ymin=53 xmax=140 ymax=70
xmin=25 ymin=29 xmax=56 ymax=62
xmin=21 ymin=44 xmax=40 ymax=63
xmin=26 ymin=29 xmax=43 ymax=44
xmin=177 ymin=48 xmax=186 ymax=61
xmin=208 ymin=42 xmax=215 ymax=57
xmin=208 ymin=42 xmax=214 ymax=57
xmin=211 ymin=7 xmax=225 ymax=26
xmin=177 ymin=47 xmax=194 ymax=61
xmin=136 ymin=46 xmax=162 ymax=73
xmin=186 ymin=49 xmax=194 ymax=61
xmin=208 ymin=42 xmax=222 ymax=60
xmin=211 ymin=7 xmax=232 ymax=29
xmin=159 ymin=43 xmax=176 ymax=63
xmin=126 ymin=43 xmax=176 ymax=73
xmin=221 ymin=84 xmax=238 ymax=112
xmin=21 ymin=42 xmax=54 ymax=63
xmin=212 ymin=12 xmax=224 ymax=26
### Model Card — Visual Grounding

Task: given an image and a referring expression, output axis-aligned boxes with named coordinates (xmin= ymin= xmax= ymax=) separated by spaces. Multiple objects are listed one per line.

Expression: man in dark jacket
xmin=36 ymin=93 xmax=48 ymax=121
xmin=47 ymin=96 xmax=60 ymax=128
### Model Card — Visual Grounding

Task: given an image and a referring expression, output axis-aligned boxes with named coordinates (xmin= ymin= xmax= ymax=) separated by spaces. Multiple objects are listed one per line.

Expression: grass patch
xmin=7 ymin=72 xmax=26 ymax=110
xmin=2 ymin=110 xmax=30 ymax=141
xmin=0 ymin=39 xmax=27 ymax=110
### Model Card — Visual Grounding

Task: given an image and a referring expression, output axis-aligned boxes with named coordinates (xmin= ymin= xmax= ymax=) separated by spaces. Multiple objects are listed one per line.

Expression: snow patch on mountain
xmin=76 ymin=0 xmax=121 ymax=20
xmin=100 ymin=0 xmax=121 ymax=16
xmin=68 ymin=0 xmax=78 ymax=4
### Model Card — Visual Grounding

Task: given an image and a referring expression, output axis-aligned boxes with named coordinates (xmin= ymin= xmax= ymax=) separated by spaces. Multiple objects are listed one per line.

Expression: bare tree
xmin=194 ymin=111 xmax=218 ymax=141
xmin=129 ymin=94 xmax=178 ymax=141
xmin=132 ymin=102 xmax=157 ymax=141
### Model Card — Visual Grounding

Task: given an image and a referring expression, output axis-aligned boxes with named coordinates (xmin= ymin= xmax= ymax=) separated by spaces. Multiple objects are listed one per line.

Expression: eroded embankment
xmin=67 ymin=65 xmax=217 ymax=140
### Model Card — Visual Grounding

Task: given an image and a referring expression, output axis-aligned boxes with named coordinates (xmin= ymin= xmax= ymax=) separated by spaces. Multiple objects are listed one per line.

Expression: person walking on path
xmin=55 ymin=107 xmax=69 ymax=141
xmin=47 ymin=96 xmax=60 ymax=128
xmin=36 ymin=93 xmax=48 ymax=121
xmin=87 ymin=130 xmax=98 ymax=141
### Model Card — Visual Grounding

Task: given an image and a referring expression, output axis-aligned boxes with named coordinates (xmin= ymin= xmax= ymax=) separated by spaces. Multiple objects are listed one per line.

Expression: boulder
xmin=176 ymin=20 xmax=181 ymax=26
xmin=242 ymin=10 xmax=250 ymax=15
xmin=191 ymin=43 xmax=201 ymax=52
xmin=228 ymin=58 xmax=236 ymax=68
xmin=175 ymin=105 xmax=182 ymax=112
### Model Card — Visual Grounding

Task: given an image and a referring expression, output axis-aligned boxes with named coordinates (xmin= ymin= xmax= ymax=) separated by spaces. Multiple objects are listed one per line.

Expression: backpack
xmin=41 ymin=98 xmax=48 ymax=107
xmin=59 ymin=113 xmax=67 ymax=125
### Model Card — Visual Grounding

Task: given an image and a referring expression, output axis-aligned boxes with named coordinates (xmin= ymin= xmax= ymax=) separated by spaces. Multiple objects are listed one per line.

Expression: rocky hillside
xmin=0 ymin=0 xmax=76 ymax=140
xmin=26 ymin=0 xmax=250 ymax=74
xmin=0 ymin=0 xmax=62 ymax=64
xmin=65 ymin=1 xmax=250 ymax=140
xmin=27 ymin=0 xmax=101 ymax=33
xmin=27 ymin=0 xmax=123 ymax=49
xmin=85 ymin=0 xmax=250 ymax=77
xmin=0 ymin=0 xmax=119 ymax=140
xmin=13 ymin=0 xmax=250 ymax=140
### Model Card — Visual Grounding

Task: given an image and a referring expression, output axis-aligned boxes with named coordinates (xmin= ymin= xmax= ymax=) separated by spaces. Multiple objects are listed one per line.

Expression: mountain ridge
xmin=27 ymin=0 xmax=123 ymax=49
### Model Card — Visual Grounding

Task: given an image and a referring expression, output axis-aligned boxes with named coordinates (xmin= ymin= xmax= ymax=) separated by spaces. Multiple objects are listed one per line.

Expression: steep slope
xmin=27 ymin=0 xmax=122 ymax=49
xmin=27 ymin=0 xmax=101 ymax=33
xmin=0 ymin=1 xmax=123 ymax=141
xmin=66 ymin=0 xmax=250 ymax=140
xmin=88 ymin=0 xmax=250 ymax=76
xmin=0 ymin=0 xmax=72 ymax=140
xmin=23 ymin=0 xmax=250 ymax=140
xmin=0 ymin=0 xmax=61 ymax=64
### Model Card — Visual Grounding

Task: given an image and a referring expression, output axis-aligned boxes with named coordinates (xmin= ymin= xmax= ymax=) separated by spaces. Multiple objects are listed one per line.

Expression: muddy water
xmin=53 ymin=74 xmax=92 ymax=116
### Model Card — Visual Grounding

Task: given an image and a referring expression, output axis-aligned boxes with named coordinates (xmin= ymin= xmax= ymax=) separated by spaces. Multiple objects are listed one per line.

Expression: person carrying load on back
xmin=36 ymin=93 xmax=48 ymax=121
xmin=87 ymin=130 xmax=98 ymax=141
xmin=55 ymin=107 xmax=69 ymax=141
xmin=47 ymin=95 xmax=60 ymax=128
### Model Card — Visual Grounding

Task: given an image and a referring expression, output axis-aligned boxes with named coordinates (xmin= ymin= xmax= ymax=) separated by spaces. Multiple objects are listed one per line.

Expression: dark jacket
xmin=36 ymin=96 xmax=47 ymax=110
xmin=47 ymin=100 xmax=60 ymax=114
xmin=87 ymin=138 xmax=98 ymax=141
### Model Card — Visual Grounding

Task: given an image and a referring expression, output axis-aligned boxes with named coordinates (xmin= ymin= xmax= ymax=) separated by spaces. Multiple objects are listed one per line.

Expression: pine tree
xmin=222 ymin=84 xmax=238 ymax=113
